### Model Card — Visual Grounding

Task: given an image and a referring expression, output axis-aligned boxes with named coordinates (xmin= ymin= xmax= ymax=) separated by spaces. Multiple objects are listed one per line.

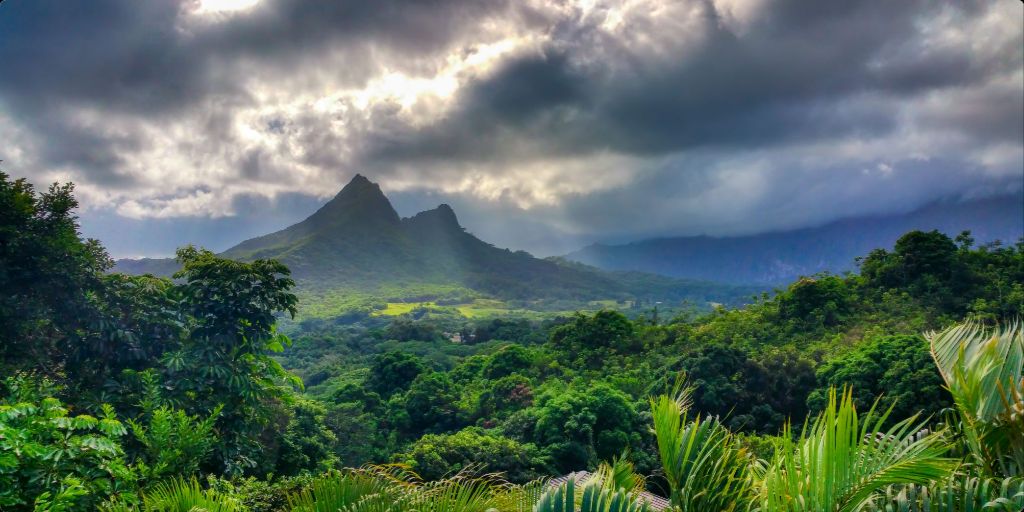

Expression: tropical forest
xmin=3 ymin=163 xmax=1024 ymax=511
xmin=2 ymin=0 xmax=1023 ymax=510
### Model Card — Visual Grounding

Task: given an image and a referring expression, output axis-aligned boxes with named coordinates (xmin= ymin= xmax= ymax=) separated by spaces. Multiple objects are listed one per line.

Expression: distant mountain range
xmin=115 ymin=175 xmax=755 ymax=313
xmin=565 ymin=193 xmax=1024 ymax=285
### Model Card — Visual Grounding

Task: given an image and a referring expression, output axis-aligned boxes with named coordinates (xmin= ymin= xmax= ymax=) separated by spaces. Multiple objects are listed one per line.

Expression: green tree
xmin=860 ymin=230 xmax=966 ymax=312
xmin=125 ymin=373 xmax=220 ymax=485
xmin=162 ymin=246 xmax=299 ymax=476
xmin=776 ymin=275 xmax=854 ymax=329
xmin=471 ymin=318 xmax=538 ymax=344
xmin=404 ymin=372 xmax=461 ymax=435
xmin=477 ymin=374 xmax=534 ymax=419
xmin=275 ymin=399 xmax=339 ymax=476
xmin=323 ymin=402 xmax=388 ymax=468
xmin=385 ymin=318 xmax=442 ymax=343
xmin=550 ymin=311 xmax=639 ymax=368
xmin=400 ymin=427 xmax=549 ymax=483
xmin=674 ymin=342 xmax=816 ymax=433
xmin=72 ymin=275 xmax=184 ymax=408
xmin=366 ymin=351 xmax=427 ymax=398
xmin=675 ymin=342 xmax=749 ymax=418
xmin=449 ymin=354 xmax=488 ymax=385
xmin=892 ymin=230 xmax=959 ymax=284
xmin=482 ymin=344 xmax=534 ymax=379
xmin=0 ymin=172 xmax=110 ymax=377
xmin=533 ymin=382 xmax=647 ymax=472
xmin=329 ymin=383 xmax=382 ymax=412
xmin=807 ymin=335 xmax=950 ymax=423
xmin=0 ymin=377 xmax=138 ymax=511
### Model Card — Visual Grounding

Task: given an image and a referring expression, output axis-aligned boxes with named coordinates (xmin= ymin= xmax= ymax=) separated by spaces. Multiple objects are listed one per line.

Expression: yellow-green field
xmin=375 ymin=301 xmax=436 ymax=316
xmin=371 ymin=298 xmax=627 ymax=319
xmin=373 ymin=299 xmax=528 ymax=318
xmin=455 ymin=299 xmax=530 ymax=318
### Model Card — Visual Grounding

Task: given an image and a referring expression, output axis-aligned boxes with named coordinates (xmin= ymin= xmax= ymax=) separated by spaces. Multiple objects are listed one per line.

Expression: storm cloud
xmin=0 ymin=0 xmax=1021 ymax=256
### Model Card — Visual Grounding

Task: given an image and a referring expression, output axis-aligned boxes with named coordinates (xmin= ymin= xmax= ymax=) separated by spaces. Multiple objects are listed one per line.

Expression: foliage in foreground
xmin=105 ymin=478 xmax=242 ymax=512
xmin=758 ymin=389 xmax=953 ymax=511
xmin=4 ymin=298 xmax=1024 ymax=510
xmin=90 ymin=319 xmax=1024 ymax=511
xmin=650 ymin=385 xmax=754 ymax=511
xmin=0 ymin=379 xmax=136 ymax=510
xmin=4 ymin=170 xmax=1024 ymax=510
xmin=927 ymin=320 xmax=1024 ymax=478
xmin=533 ymin=479 xmax=651 ymax=512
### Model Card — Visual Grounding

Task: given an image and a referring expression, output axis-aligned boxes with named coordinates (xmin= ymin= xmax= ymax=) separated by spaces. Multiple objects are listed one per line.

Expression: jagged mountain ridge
xmin=218 ymin=174 xmax=626 ymax=298
xmin=115 ymin=175 xmax=745 ymax=306
xmin=565 ymin=192 xmax=1024 ymax=285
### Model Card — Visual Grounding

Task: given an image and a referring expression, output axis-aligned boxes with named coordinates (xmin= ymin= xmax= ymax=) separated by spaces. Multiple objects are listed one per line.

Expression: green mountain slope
xmin=115 ymin=175 xmax=754 ymax=315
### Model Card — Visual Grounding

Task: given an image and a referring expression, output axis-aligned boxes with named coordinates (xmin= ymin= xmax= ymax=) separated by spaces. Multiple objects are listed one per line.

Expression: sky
xmin=1 ymin=0 xmax=1022 ymax=258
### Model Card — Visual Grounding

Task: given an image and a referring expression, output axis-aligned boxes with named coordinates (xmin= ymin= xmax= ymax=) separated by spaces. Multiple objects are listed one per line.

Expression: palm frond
xmin=650 ymin=389 xmax=755 ymax=511
xmin=287 ymin=466 xmax=413 ymax=512
xmin=926 ymin=320 xmax=1024 ymax=477
xmin=413 ymin=472 xmax=504 ymax=512
xmin=490 ymin=478 xmax=549 ymax=512
xmin=593 ymin=454 xmax=646 ymax=496
xmin=141 ymin=478 xmax=241 ymax=512
xmin=757 ymin=388 xmax=955 ymax=512
xmin=927 ymin=319 xmax=1023 ymax=422
xmin=533 ymin=479 xmax=651 ymax=512
xmin=866 ymin=475 xmax=1024 ymax=511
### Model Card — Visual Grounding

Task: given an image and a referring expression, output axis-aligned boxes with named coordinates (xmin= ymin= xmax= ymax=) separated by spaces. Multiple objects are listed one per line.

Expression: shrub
xmin=0 ymin=376 xmax=138 ymax=510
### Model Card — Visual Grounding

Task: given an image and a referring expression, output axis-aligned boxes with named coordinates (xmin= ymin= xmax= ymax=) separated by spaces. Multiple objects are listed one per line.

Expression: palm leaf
xmin=413 ymin=472 xmax=504 ymax=512
xmin=490 ymin=478 xmax=549 ymax=512
xmin=287 ymin=466 xmax=413 ymax=512
xmin=650 ymin=386 xmax=755 ymax=511
xmin=593 ymin=454 xmax=646 ymax=496
xmin=866 ymin=475 xmax=1024 ymax=511
xmin=141 ymin=478 xmax=241 ymax=512
xmin=926 ymin=320 xmax=1024 ymax=477
xmin=757 ymin=388 xmax=955 ymax=512
xmin=533 ymin=479 xmax=652 ymax=512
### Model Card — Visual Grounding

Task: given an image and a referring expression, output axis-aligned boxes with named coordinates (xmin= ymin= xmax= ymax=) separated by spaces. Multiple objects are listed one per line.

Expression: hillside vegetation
xmin=116 ymin=175 xmax=757 ymax=318
xmin=3 ymin=170 xmax=1024 ymax=510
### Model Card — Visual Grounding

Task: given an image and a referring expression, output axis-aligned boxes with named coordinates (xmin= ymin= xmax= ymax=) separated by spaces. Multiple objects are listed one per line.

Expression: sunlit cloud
xmin=0 ymin=0 xmax=1020 ymax=257
xmin=191 ymin=0 xmax=260 ymax=15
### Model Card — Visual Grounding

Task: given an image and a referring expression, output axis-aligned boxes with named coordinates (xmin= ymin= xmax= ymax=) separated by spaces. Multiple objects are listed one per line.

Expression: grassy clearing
xmin=457 ymin=304 xmax=527 ymax=318
xmin=375 ymin=301 xmax=436 ymax=316
xmin=454 ymin=299 xmax=514 ymax=318
xmin=372 ymin=298 xmax=548 ymax=319
xmin=369 ymin=297 xmax=645 ymax=320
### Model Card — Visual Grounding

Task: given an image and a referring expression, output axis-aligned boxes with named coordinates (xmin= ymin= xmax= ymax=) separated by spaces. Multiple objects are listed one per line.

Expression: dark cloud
xmin=0 ymin=1 xmax=218 ymax=115
xmin=0 ymin=0 xmax=521 ymax=112
xmin=0 ymin=0 xmax=526 ymax=180
xmin=0 ymin=0 xmax=1020 ymax=257
xmin=203 ymin=0 xmax=520 ymax=61
xmin=360 ymin=0 xmax=1017 ymax=165
xmin=32 ymin=115 xmax=144 ymax=187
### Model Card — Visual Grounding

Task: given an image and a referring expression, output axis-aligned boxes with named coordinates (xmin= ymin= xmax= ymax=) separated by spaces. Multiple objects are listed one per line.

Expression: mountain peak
xmin=307 ymin=174 xmax=400 ymax=228
xmin=333 ymin=173 xmax=380 ymax=198
xmin=347 ymin=173 xmax=372 ymax=187
xmin=405 ymin=203 xmax=462 ymax=230
xmin=431 ymin=204 xmax=458 ymax=224
xmin=122 ymin=171 xmax=748 ymax=310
